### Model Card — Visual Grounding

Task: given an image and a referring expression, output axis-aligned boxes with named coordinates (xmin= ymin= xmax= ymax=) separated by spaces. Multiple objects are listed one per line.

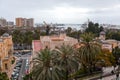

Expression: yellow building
xmin=0 ymin=33 xmax=13 ymax=76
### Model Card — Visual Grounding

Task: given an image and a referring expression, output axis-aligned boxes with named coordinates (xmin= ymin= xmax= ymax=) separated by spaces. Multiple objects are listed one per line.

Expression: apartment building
xmin=27 ymin=18 xmax=34 ymax=27
xmin=16 ymin=18 xmax=24 ymax=27
xmin=16 ymin=17 xmax=34 ymax=27
xmin=0 ymin=33 xmax=13 ymax=75
xmin=0 ymin=18 xmax=7 ymax=27
xmin=7 ymin=21 xmax=14 ymax=27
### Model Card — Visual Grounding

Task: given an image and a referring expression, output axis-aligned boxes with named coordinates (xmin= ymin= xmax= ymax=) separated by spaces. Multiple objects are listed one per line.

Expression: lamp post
xmin=50 ymin=67 xmax=52 ymax=80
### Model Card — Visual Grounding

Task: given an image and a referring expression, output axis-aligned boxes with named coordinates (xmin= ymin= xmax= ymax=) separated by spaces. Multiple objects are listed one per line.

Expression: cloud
xmin=0 ymin=0 xmax=120 ymax=24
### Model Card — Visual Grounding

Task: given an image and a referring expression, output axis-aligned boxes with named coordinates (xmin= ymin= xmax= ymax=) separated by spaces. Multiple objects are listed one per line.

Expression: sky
xmin=0 ymin=0 xmax=120 ymax=24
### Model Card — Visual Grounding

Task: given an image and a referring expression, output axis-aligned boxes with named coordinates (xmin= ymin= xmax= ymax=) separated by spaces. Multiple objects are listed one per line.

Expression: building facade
xmin=16 ymin=17 xmax=34 ymax=27
xmin=32 ymin=34 xmax=78 ymax=53
xmin=0 ymin=33 xmax=13 ymax=76
xmin=31 ymin=34 xmax=78 ymax=70
xmin=100 ymin=39 xmax=118 ymax=52
xmin=40 ymin=34 xmax=78 ymax=50
xmin=7 ymin=21 xmax=14 ymax=27
xmin=27 ymin=18 xmax=34 ymax=27
xmin=16 ymin=18 xmax=24 ymax=27
xmin=0 ymin=18 xmax=7 ymax=27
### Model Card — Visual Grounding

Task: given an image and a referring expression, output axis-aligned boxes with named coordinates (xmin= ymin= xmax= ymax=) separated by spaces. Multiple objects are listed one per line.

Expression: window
xmin=5 ymin=63 xmax=8 ymax=70
xmin=45 ymin=46 xmax=48 ymax=49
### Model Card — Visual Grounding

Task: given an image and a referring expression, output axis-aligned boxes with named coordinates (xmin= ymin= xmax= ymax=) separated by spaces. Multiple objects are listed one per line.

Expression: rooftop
xmin=100 ymin=31 xmax=105 ymax=35
xmin=2 ymin=33 xmax=10 ymax=37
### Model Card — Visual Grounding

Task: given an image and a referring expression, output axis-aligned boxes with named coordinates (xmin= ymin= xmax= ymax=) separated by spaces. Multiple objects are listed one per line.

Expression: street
xmin=18 ymin=59 xmax=26 ymax=80
xmin=11 ymin=51 xmax=31 ymax=80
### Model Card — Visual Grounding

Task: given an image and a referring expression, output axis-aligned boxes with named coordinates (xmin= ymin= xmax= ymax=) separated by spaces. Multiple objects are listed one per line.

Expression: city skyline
xmin=0 ymin=0 xmax=120 ymax=24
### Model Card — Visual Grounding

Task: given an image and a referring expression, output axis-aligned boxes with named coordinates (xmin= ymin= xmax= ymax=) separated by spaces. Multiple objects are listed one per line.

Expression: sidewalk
xmin=101 ymin=74 xmax=116 ymax=80
xmin=86 ymin=66 xmax=119 ymax=80
xmin=7 ymin=56 xmax=17 ymax=79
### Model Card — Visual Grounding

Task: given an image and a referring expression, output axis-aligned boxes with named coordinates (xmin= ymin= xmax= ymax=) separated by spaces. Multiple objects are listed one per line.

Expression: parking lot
xmin=11 ymin=51 xmax=31 ymax=80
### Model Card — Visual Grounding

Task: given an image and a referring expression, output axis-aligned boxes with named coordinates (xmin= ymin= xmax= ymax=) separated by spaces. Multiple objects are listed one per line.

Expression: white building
xmin=40 ymin=34 xmax=78 ymax=50
xmin=7 ymin=21 xmax=14 ymax=27
xmin=0 ymin=18 xmax=7 ymax=27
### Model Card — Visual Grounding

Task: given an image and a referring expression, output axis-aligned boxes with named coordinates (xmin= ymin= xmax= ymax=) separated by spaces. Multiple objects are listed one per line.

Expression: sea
xmin=55 ymin=24 xmax=87 ymax=30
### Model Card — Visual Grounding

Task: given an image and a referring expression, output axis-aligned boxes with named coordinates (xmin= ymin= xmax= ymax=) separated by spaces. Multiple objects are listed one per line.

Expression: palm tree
xmin=32 ymin=49 xmax=63 ymax=80
xmin=78 ymin=33 xmax=101 ymax=73
xmin=54 ymin=45 xmax=79 ymax=80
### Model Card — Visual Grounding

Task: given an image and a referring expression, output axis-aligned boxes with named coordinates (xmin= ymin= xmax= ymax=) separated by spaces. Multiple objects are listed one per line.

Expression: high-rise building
xmin=16 ymin=17 xmax=34 ymax=27
xmin=7 ymin=21 xmax=14 ymax=27
xmin=0 ymin=18 xmax=7 ymax=27
xmin=16 ymin=18 xmax=24 ymax=27
xmin=27 ymin=18 xmax=34 ymax=27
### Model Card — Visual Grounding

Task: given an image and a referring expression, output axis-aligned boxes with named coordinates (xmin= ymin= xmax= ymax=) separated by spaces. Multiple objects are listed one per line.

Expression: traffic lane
xmin=18 ymin=59 xmax=26 ymax=80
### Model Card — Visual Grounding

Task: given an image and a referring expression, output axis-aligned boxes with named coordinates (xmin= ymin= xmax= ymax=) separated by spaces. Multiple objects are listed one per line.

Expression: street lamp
xmin=50 ymin=67 xmax=52 ymax=80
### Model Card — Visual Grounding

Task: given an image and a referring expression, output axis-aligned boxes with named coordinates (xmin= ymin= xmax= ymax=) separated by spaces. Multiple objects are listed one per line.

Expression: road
xmin=18 ymin=59 xmax=26 ymax=80
xmin=12 ymin=51 xmax=32 ymax=80
xmin=87 ymin=66 xmax=119 ymax=80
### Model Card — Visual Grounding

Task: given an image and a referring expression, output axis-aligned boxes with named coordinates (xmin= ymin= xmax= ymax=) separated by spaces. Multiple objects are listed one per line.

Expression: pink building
xmin=32 ymin=40 xmax=42 ymax=55
xmin=32 ymin=34 xmax=78 ymax=55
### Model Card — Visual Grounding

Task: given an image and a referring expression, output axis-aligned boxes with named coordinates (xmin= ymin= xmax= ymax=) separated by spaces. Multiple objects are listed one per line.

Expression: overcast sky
xmin=0 ymin=0 xmax=120 ymax=24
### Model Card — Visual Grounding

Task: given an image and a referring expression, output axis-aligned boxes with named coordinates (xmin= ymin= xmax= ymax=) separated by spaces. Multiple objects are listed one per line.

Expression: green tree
xmin=34 ymin=29 xmax=40 ymax=40
xmin=67 ymin=30 xmax=81 ymax=42
xmin=99 ymin=26 xmax=104 ymax=32
xmin=0 ymin=29 xmax=6 ymax=36
xmin=78 ymin=33 xmax=101 ymax=73
xmin=18 ymin=32 xmax=25 ymax=44
xmin=0 ymin=72 xmax=9 ymax=80
xmin=24 ymin=31 xmax=33 ymax=45
xmin=46 ymin=25 xmax=50 ymax=35
xmin=12 ymin=30 xmax=21 ymax=44
xmin=106 ymin=30 xmax=120 ymax=40
xmin=112 ymin=46 xmax=120 ymax=64
xmin=23 ymin=73 xmax=33 ymax=80
xmin=96 ymin=49 xmax=115 ymax=67
xmin=66 ymin=27 xmax=72 ymax=34
xmin=85 ymin=22 xmax=101 ymax=37
xmin=54 ymin=45 xmax=79 ymax=80
xmin=32 ymin=49 xmax=63 ymax=80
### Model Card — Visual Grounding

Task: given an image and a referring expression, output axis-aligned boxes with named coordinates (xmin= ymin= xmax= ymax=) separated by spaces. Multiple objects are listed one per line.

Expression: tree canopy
xmin=85 ymin=22 xmax=103 ymax=37
xmin=0 ymin=72 xmax=9 ymax=80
